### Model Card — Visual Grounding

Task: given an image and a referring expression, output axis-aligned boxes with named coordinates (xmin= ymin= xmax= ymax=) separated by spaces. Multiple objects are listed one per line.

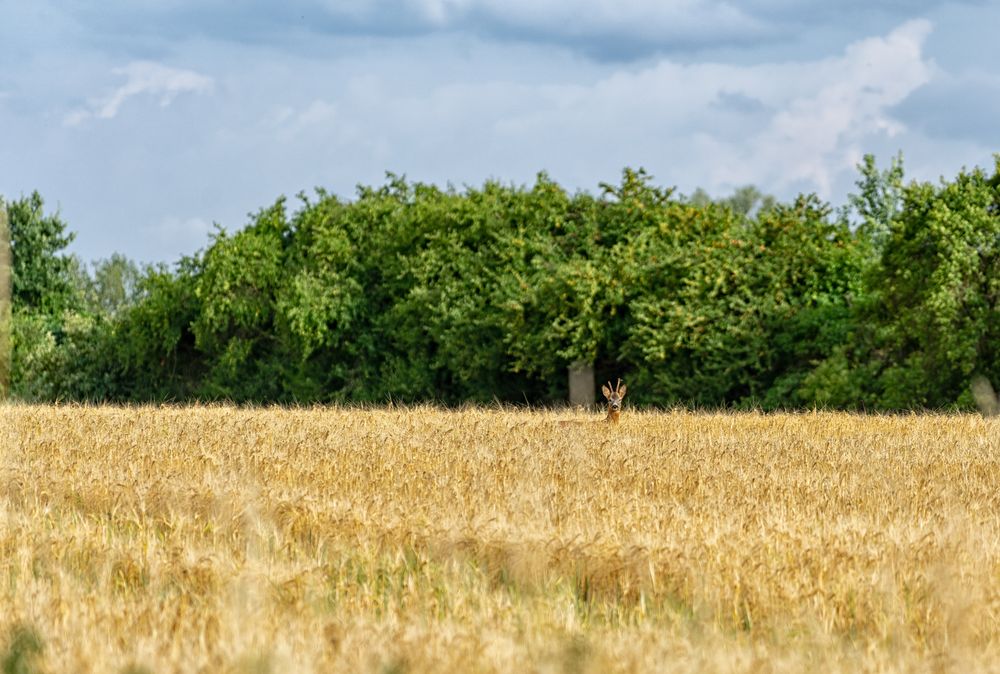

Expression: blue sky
xmin=2 ymin=1 xmax=998 ymax=263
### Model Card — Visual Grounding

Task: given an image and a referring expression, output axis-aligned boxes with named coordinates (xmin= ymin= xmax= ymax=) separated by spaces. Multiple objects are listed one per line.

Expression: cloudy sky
xmin=2 ymin=1 xmax=998 ymax=264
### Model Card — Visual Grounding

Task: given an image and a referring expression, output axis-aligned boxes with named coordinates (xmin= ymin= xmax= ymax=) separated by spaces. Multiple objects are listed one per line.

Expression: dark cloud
xmin=892 ymin=74 xmax=1000 ymax=142
xmin=3 ymin=1 xmax=996 ymax=264
xmin=40 ymin=0 xmax=972 ymax=62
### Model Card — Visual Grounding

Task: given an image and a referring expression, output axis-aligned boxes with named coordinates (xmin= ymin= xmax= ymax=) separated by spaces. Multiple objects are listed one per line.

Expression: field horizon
xmin=2 ymin=404 xmax=998 ymax=673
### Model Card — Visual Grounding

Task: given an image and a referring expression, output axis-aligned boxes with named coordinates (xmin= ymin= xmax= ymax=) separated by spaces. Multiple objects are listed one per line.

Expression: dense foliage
xmin=4 ymin=156 xmax=999 ymax=408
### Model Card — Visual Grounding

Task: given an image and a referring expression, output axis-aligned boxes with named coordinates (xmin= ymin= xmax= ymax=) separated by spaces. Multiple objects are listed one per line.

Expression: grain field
xmin=1 ymin=404 xmax=999 ymax=673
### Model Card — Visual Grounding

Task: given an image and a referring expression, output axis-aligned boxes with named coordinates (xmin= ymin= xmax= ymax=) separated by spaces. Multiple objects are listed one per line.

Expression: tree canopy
xmin=4 ymin=157 xmax=999 ymax=410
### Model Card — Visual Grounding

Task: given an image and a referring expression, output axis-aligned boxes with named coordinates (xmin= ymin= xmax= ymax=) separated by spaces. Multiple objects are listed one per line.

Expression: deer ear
xmin=619 ymin=384 xmax=627 ymax=397
xmin=602 ymin=385 xmax=612 ymax=399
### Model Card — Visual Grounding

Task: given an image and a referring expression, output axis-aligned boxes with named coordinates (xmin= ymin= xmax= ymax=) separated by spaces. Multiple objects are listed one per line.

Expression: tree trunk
xmin=0 ymin=203 xmax=10 ymax=398
xmin=568 ymin=361 xmax=595 ymax=408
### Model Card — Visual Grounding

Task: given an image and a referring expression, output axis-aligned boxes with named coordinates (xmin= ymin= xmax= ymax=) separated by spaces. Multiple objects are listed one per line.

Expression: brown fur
xmin=560 ymin=378 xmax=627 ymax=426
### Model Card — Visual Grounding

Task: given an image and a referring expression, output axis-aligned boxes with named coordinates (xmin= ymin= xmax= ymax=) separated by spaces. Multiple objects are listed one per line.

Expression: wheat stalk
xmin=0 ymin=404 xmax=997 ymax=672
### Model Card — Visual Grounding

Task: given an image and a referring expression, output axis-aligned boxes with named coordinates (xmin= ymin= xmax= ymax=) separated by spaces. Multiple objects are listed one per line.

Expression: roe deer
xmin=559 ymin=378 xmax=627 ymax=426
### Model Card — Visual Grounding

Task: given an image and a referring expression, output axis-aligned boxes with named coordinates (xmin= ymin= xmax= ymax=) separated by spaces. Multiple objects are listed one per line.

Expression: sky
xmin=1 ymin=1 xmax=998 ymax=264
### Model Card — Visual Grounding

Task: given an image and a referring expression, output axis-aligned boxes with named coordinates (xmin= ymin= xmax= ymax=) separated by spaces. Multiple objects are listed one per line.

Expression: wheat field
xmin=1 ymin=404 xmax=999 ymax=673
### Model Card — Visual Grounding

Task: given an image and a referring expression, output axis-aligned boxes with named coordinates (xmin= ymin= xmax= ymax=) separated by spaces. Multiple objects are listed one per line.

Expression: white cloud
xmin=276 ymin=100 xmax=339 ymax=137
xmin=308 ymin=18 xmax=931 ymax=198
xmin=707 ymin=19 xmax=935 ymax=195
xmin=64 ymin=61 xmax=213 ymax=127
xmin=6 ymin=14 xmax=954 ymax=264
xmin=264 ymin=99 xmax=365 ymax=150
xmin=192 ymin=18 xmax=932 ymax=215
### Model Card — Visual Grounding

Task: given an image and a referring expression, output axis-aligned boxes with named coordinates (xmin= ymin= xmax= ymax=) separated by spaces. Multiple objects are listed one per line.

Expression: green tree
xmin=191 ymin=202 xmax=289 ymax=400
xmin=869 ymin=159 xmax=1000 ymax=408
xmin=686 ymin=185 xmax=776 ymax=219
xmin=0 ymin=202 xmax=10 ymax=398
xmin=12 ymin=163 xmax=996 ymax=410
xmin=850 ymin=152 xmax=905 ymax=254
xmin=69 ymin=253 xmax=143 ymax=317
xmin=111 ymin=259 xmax=203 ymax=401
xmin=7 ymin=192 xmax=77 ymax=315
xmin=720 ymin=185 xmax=777 ymax=220
xmin=6 ymin=192 xmax=84 ymax=401
xmin=622 ymin=192 xmax=863 ymax=407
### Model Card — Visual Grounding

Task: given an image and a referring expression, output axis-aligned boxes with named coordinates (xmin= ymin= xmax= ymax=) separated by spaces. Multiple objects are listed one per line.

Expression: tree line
xmin=2 ymin=155 xmax=998 ymax=409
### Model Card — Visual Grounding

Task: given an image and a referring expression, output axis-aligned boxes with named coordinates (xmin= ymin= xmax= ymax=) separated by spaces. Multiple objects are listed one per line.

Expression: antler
xmin=602 ymin=378 xmax=627 ymax=401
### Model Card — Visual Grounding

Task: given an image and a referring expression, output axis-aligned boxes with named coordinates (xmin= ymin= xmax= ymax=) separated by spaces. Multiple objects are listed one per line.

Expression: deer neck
xmin=605 ymin=408 xmax=621 ymax=424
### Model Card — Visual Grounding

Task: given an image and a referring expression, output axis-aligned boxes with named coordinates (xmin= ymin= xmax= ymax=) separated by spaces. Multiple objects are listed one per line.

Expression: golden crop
xmin=1 ymin=404 xmax=999 ymax=673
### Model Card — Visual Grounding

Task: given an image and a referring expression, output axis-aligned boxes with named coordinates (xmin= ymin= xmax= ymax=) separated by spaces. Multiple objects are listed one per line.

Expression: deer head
xmin=602 ymin=379 xmax=627 ymax=422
